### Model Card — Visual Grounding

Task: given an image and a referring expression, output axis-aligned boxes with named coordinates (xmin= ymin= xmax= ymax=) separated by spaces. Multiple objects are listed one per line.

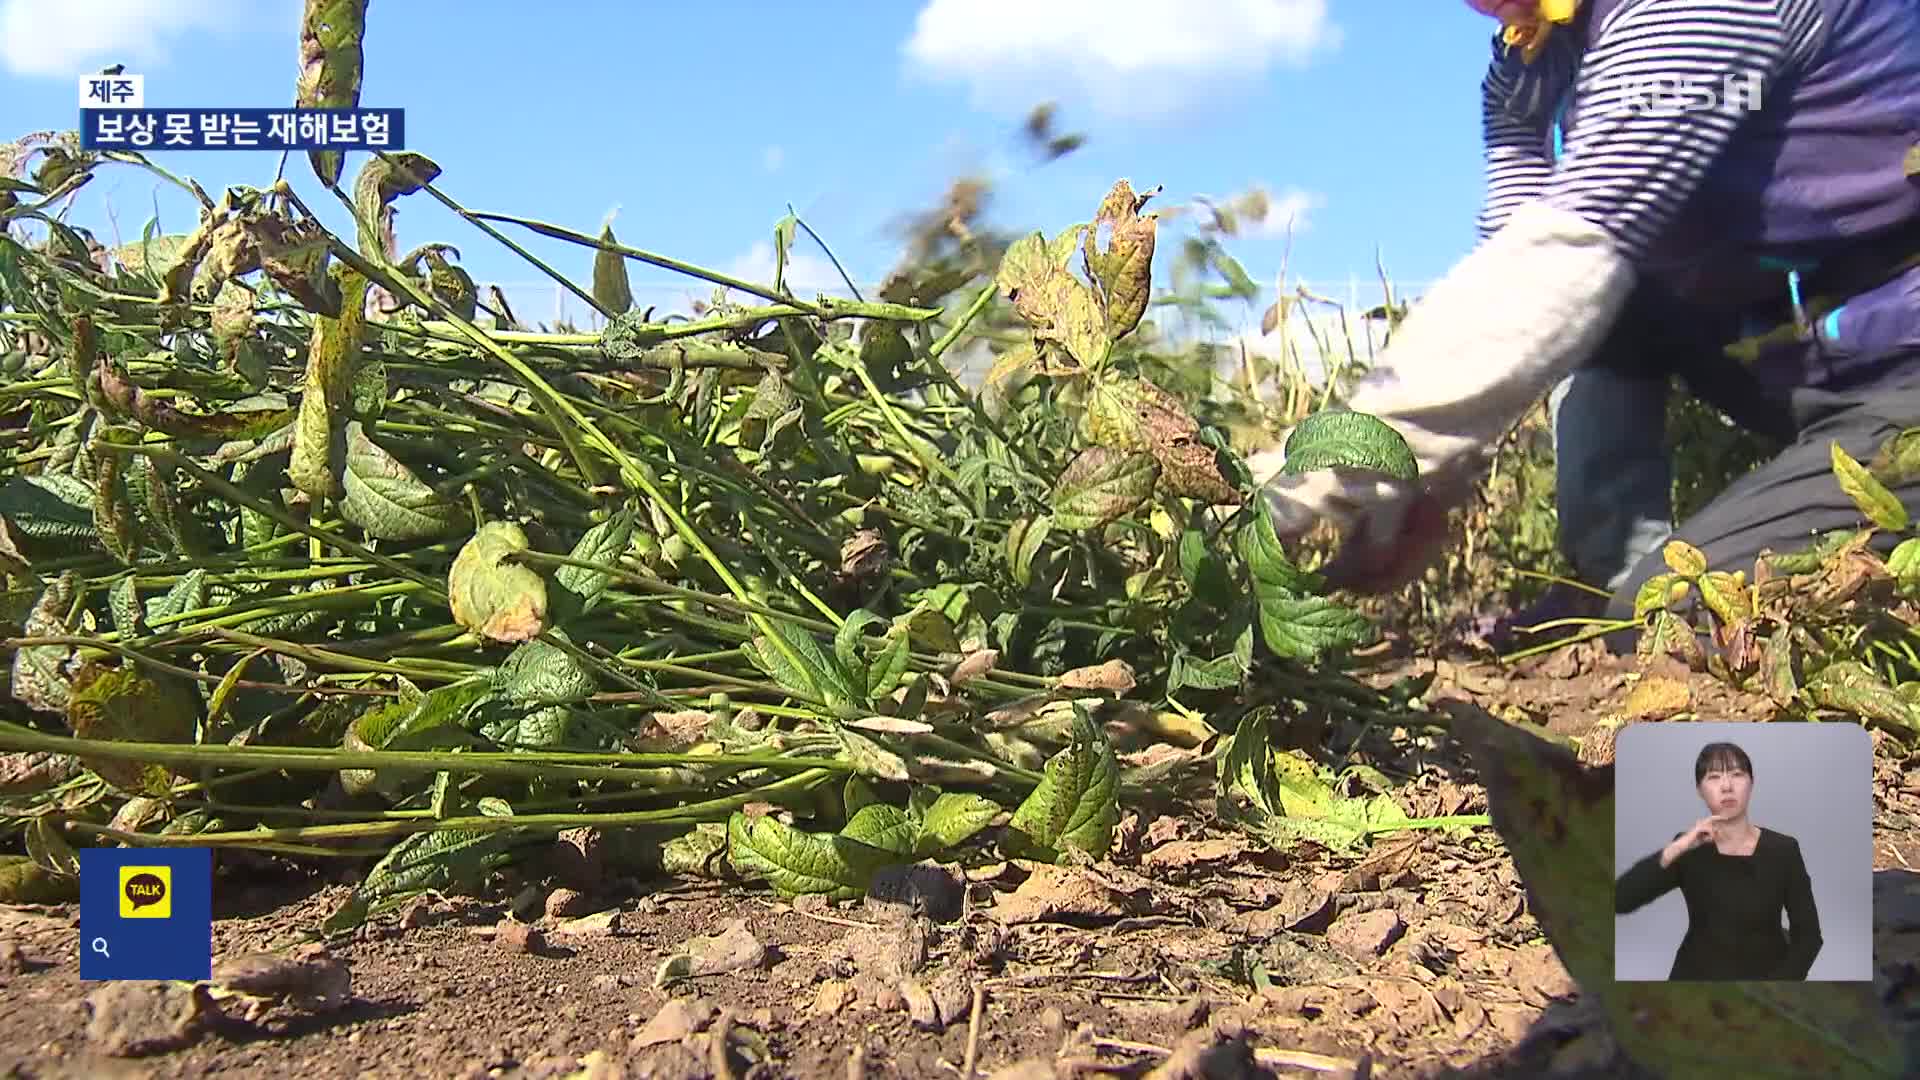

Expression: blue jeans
xmin=1548 ymin=367 xmax=1675 ymax=593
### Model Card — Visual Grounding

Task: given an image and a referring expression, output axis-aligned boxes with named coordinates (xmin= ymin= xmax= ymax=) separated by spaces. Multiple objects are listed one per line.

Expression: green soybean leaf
xmin=1172 ymin=648 xmax=1244 ymax=691
xmin=108 ymin=577 xmax=141 ymax=637
xmin=490 ymin=635 xmax=596 ymax=749
xmin=1279 ymin=410 xmax=1418 ymax=482
xmin=745 ymin=621 xmax=859 ymax=712
xmin=339 ymin=676 xmax=492 ymax=798
xmin=1238 ymin=500 xmax=1370 ymax=660
xmin=726 ymin=811 xmax=899 ymax=900
xmin=914 ymin=792 xmax=1001 ymax=856
xmin=1239 ymin=499 xmax=1324 ymax=593
xmin=322 ymin=821 xmax=523 ymax=935
xmin=834 ymin=609 xmax=888 ymax=703
xmin=841 ymin=803 xmax=916 ymax=857
xmin=1218 ymin=706 xmax=1284 ymax=822
xmin=551 ymin=508 xmax=634 ymax=622
xmin=866 ymin=618 xmax=913 ymax=703
xmin=144 ymin=567 xmax=207 ymax=628
xmin=1003 ymin=704 xmax=1120 ymax=863
xmin=0 ymin=474 xmax=95 ymax=542
xmin=1256 ymin=593 xmax=1373 ymax=661
xmin=339 ymin=421 xmax=468 ymax=541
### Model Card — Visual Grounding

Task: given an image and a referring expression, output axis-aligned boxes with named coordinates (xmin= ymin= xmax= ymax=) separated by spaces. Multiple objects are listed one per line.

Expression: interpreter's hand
xmin=1660 ymin=815 xmax=1728 ymax=868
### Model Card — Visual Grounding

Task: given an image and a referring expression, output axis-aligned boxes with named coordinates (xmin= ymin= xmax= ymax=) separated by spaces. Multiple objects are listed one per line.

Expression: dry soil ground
xmin=5 ymin=636 xmax=1920 ymax=1080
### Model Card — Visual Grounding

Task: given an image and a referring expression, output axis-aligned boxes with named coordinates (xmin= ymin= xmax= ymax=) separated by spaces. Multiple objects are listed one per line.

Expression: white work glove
xmin=1250 ymin=201 xmax=1636 ymax=591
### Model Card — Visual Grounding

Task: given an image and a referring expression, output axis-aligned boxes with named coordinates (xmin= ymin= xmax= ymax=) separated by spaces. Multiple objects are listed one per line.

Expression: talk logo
xmin=118 ymin=866 xmax=171 ymax=919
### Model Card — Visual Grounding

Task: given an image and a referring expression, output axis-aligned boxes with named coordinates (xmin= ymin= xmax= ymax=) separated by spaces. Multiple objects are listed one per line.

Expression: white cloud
xmin=1248 ymin=186 xmax=1323 ymax=236
xmin=0 ymin=0 xmax=269 ymax=78
xmin=762 ymin=145 xmax=784 ymax=173
xmin=722 ymin=240 xmax=861 ymax=297
xmin=902 ymin=0 xmax=1339 ymax=121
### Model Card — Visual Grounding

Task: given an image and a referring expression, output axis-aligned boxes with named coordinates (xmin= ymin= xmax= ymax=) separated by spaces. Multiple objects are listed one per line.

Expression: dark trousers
xmin=1601 ymin=369 xmax=1920 ymax=626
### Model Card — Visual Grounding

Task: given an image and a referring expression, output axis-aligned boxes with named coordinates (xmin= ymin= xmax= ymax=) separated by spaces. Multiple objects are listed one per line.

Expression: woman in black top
xmin=1614 ymin=741 xmax=1822 ymax=980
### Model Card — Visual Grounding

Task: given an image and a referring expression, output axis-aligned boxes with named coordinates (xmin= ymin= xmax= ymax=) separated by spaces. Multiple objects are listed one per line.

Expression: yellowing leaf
xmin=423 ymin=248 xmax=477 ymax=321
xmin=1048 ymin=447 xmax=1158 ymax=531
xmin=994 ymin=231 xmax=1055 ymax=299
xmin=1761 ymin=624 xmax=1799 ymax=707
xmin=65 ymin=660 xmax=202 ymax=797
xmin=1081 ymin=179 xmax=1159 ymax=340
xmin=1831 ymin=440 xmax=1909 ymax=532
xmin=1805 ymin=661 xmax=1920 ymax=734
xmin=1054 ymin=280 xmax=1109 ymax=370
xmin=1868 ymin=427 xmax=1920 ymax=486
xmin=447 ymin=522 xmax=549 ymax=643
xmin=1620 ymin=675 xmax=1690 ymax=721
xmin=289 ymin=264 xmax=370 ymax=499
xmin=296 ymin=0 xmax=369 ymax=186
xmin=1888 ymin=537 xmax=1920 ymax=587
xmin=1697 ymin=570 xmax=1752 ymax=625
xmin=1633 ymin=572 xmax=1681 ymax=620
xmin=253 ymin=215 xmax=340 ymax=317
xmin=351 ymin=152 xmax=441 ymax=258
xmin=1156 ymin=437 xmax=1239 ymax=505
xmin=1661 ymin=539 xmax=1708 ymax=577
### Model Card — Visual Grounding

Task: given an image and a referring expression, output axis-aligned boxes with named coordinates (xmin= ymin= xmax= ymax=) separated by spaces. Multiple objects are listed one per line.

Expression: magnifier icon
xmin=90 ymin=937 xmax=110 ymax=960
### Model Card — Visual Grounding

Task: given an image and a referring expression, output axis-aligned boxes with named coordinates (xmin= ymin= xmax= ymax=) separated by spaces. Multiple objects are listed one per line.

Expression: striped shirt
xmin=1477 ymin=0 xmax=1827 ymax=261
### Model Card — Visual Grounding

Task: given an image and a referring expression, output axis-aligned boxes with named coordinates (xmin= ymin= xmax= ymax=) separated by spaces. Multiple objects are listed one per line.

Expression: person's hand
xmin=1660 ymin=815 xmax=1727 ymax=868
xmin=1243 ymin=203 xmax=1639 ymax=586
xmin=1317 ymin=485 xmax=1459 ymax=595
xmin=1247 ymin=448 xmax=1474 ymax=597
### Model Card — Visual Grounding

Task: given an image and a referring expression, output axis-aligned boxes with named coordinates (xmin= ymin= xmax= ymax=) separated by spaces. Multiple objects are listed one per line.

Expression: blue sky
xmin=1 ymin=1 xmax=1500 ymax=347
